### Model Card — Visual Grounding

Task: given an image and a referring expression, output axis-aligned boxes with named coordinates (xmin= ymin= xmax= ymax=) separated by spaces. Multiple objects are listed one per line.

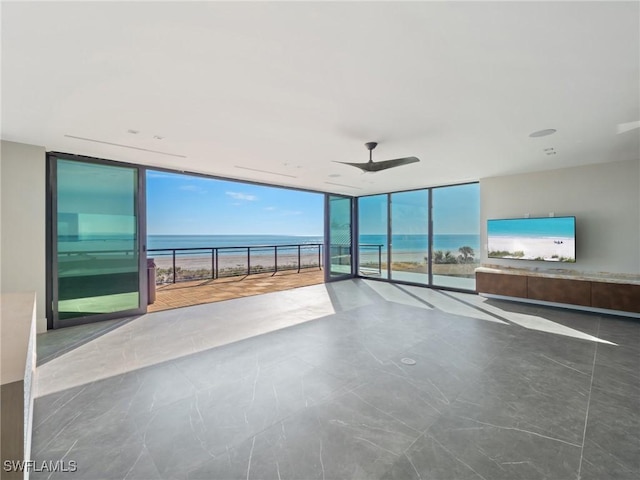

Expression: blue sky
xmin=147 ymin=170 xmax=478 ymax=236
xmin=146 ymin=170 xmax=324 ymax=235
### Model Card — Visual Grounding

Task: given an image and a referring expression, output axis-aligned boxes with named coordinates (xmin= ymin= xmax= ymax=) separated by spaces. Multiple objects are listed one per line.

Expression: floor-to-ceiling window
xmin=355 ymin=182 xmax=479 ymax=291
xmin=432 ymin=183 xmax=480 ymax=290
xmin=390 ymin=189 xmax=429 ymax=284
xmin=358 ymin=194 xmax=388 ymax=278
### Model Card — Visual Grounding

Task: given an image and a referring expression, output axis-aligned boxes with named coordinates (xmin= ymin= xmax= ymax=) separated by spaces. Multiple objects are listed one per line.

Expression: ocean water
xmin=147 ymin=234 xmax=323 ymax=251
xmin=360 ymin=234 xmax=480 ymax=253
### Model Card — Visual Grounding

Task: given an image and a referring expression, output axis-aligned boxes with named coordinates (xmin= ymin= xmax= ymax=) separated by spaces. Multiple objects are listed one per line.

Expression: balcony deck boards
xmin=148 ymin=268 xmax=324 ymax=312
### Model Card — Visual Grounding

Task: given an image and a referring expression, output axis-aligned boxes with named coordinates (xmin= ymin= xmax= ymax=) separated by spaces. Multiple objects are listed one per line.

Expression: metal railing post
xmin=247 ymin=247 xmax=251 ymax=275
xmin=318 ymin=244 xmax=322 ymax=270
xmin=297 ymin=245 xmax=301 ymax=273
xmin=215 ymin=249 xmax=219 ymax=279
xmin=172 ymin=249 xmax=176 ymax=283
xmin=378 ymin=245 xmax=382 ymax=275
xmin=274 ymin=246 xmax=278 ymax=275
xmin=211 ymin=248 xmax=215 ymax=279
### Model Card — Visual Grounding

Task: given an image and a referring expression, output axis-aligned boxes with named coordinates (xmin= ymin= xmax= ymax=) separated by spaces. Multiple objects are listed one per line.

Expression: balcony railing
xmin=148 ymin=243 xmax=323 ymax=284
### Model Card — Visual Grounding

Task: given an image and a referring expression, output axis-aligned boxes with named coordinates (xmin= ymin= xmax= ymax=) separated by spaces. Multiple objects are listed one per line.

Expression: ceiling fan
xmin=335 ymin=142 xmax=420 ymax=173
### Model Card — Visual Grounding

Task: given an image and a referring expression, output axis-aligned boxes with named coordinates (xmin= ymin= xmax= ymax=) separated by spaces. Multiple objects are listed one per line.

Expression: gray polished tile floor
xmin=32 ymin=279 xmax=639 ymax=479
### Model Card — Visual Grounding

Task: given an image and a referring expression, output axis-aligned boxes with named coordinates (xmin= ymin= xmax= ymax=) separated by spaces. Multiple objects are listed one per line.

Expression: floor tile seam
xmin=577 ymin=317 xmax=601 ymax=480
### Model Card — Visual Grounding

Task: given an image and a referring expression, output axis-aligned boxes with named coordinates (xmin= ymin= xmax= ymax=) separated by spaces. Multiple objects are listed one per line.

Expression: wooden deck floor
xmin=148 ymin=267 xmax=325 ymax=313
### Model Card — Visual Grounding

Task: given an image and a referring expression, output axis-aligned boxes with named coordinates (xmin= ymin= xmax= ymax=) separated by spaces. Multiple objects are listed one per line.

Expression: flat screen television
xmin=487 ymin=216 xmax=576 ymax=262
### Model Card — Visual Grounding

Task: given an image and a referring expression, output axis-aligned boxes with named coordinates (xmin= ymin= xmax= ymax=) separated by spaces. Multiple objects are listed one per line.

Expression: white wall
xmin=1 ymin=141 xmax=47 ymax=332
xmin=480 ymin=158 xmax=640 ymax=275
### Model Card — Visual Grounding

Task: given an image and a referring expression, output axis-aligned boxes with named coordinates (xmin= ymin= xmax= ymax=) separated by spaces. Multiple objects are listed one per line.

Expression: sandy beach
xmin=488 ymin=236 xmax=575 ymax=261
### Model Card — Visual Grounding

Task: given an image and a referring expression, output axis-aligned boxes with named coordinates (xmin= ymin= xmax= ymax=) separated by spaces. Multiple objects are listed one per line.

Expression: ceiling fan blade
xmin=333 ymin=161 xmax=374 ymax=172
xmin=334 ymin=155 xmax=420 ymax=173
xmin=366 ymin=156 xmax=420 ymax=172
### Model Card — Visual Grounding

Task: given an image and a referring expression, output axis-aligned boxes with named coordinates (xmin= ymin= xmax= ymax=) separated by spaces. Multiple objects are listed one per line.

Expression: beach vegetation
xmin=488 ymin=250 xmax=525 ymax=258
xmin=457 ymin=246 xmax=475 ymax=263
xmin=154 ymin=262 xmax=321 ymax=284
xmin=430 ymin=248 xmax=475 ymax=264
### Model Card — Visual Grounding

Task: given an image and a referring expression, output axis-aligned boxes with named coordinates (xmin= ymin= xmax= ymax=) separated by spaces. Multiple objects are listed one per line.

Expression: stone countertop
xmin=475 ymin=265 xmax=640 ymax=285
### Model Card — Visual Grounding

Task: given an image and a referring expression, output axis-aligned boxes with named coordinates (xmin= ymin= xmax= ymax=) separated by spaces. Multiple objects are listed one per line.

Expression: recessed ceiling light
xmin=127 ymin=129 xmax=139 ymax=134
xmin=328 ymin=174 xmax=341 ymax=178
xmin=529 ymin=129 xmax=556 ymax=138
xmin=153 ymin=135 xmax=164 ymax=140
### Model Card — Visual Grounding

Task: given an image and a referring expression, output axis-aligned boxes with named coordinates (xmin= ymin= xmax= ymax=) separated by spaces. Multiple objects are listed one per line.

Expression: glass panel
xmin=56 ymin=159 xmax=140 ymax=320
xmin=432 ymin=183 xmax=480 ymax=290
xmin=358 ymin=195 xmax=388 ymax=278
xmin=390 ymin=190 xmax=429 ymax=283
xmin=328 ymin=195 xmax=352 ymax=277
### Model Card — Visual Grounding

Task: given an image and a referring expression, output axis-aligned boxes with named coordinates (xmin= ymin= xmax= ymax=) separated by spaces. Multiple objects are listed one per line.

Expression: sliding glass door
xmin=49 ymin=155 xmax=146 ymax=328
xmin=326 ymin=194 xmax=353 ymax=280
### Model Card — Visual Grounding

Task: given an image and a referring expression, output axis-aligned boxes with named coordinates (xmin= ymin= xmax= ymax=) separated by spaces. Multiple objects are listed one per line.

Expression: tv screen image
xmin=487 ymin=217 xmax=576 ymax=262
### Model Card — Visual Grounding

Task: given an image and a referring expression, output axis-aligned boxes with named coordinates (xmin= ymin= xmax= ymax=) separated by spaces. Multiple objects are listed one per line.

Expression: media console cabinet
xmin=476 ymin=266 xmax=640 ymax=317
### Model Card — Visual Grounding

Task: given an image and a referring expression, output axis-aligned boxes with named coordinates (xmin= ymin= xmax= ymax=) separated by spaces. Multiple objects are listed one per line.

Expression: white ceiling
xmin=2 ymin=1 xmax=639 ymax=196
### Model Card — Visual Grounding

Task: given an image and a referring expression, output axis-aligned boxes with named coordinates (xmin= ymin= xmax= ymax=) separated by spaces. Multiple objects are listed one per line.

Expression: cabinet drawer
xmin=527 ymin=276 xmax=591 ymax=306
xmin=476 ymin=272 xmax=527 ymax=298
xmin=591 ymin=282 xmax=640 ymax=313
